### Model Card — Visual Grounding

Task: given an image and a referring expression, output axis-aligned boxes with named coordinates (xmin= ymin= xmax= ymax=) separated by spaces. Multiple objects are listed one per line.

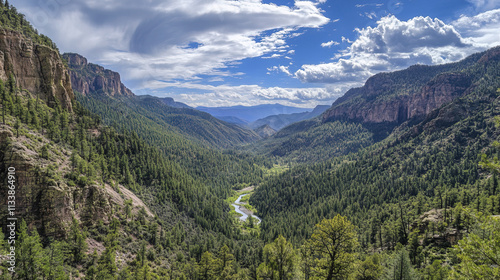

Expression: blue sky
xmin=12 ymin=0 xmax=500 ymax=107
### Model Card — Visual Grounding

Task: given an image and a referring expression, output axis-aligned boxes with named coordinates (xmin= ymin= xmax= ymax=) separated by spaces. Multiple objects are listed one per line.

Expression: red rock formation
xmin=0 ymin=28 xmax=74 ymax=111
xmin=64 ymin=53 xmax=134 ymax=97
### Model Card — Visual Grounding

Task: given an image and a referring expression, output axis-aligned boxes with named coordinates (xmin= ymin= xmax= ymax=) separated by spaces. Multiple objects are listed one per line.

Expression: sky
xmin=12 ymin=0 xmax=500 ymax=107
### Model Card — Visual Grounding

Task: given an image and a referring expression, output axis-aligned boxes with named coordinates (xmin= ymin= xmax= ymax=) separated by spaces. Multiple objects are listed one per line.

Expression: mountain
xmin=159 ymin=96 xmax=191 ymax=108
xmin=249 ymin=105 xmax=330 ymax=130
xmin=197 ymin=104 xmax=313 ymax=123
xmin=252 ymin=46 xmax=500 ymax=163
xmin=63 ymin=53 xmax=261 ymax=149
xmin=322 ymin=50 xmax=489 ymax=139
xmin=217 ymin=115 xmax=249 ymax=127
xmin=251 ymin=46 xmax=500 ymax=246
xmin=254 ymin=124 xmax=277 ymax=138
xmin=64 ymin=53 xmax=134 ymax=97
xmin=3 ymin=2 xmax=500 ymax=279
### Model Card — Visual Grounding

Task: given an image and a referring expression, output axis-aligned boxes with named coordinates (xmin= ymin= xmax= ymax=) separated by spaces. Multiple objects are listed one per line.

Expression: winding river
xmin=232 ymin=194 xmax=261 ymax=224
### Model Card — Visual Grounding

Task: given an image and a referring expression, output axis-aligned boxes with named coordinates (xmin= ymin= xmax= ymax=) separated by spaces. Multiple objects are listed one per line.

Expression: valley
xmin=230 ymin=186 xmax=261 ymax=224
xmin=1 ymin=1 xmax=500 ymax=279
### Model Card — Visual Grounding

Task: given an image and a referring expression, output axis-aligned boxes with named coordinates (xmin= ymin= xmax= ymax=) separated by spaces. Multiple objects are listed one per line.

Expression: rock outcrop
xmin=0 ymin=28 xmax=74 ymax=111
xmin=323 ymin=72 xmax=472 ymax=125
xmin=322 ymin=47 xmax=500 ymax=127
xmin=0 ymin=125 xmax=152 ymax=238
xmin=63 ymin=53 xmax=134 ymax=97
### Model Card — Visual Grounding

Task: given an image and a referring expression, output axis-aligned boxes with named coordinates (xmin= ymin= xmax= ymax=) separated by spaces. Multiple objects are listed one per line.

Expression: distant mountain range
xmin=196 ymin=104 xmax=313 ymax=123
xmin=249 ymin=105 xmax=330 ymax=131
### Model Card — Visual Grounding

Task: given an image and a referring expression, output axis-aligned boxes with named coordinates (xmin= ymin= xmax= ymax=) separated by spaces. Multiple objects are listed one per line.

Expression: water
xmin=231 ymin=194 xmax=261 ymax=224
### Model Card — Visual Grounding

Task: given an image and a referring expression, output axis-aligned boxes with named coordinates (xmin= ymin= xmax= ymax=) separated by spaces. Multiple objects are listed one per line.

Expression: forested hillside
xmin=251 ymin=44 xmax=500 ymax=276
xmin=253 ymin=46 xmax=500 ymax=163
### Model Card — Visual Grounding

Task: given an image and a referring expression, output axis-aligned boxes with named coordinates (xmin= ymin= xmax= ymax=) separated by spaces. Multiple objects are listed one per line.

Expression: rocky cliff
xmin=322 ymin=47 xmax=499 ymax=126
xmin=63 ymin=52 xmax=134 ymax=97
xmin=0 ymin=28 xmax=74 ymax=111
xmin=0 ymin=124 xmax=152 ymax=239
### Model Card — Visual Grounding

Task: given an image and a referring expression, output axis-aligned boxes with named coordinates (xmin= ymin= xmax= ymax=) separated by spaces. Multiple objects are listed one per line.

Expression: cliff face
xmin=323 ymin=72 xmax=472 ymax=125
xmin=0 ymin=125 xmax=152 ymax=238
xmin=63 ymin=53 xmax=134 ymax=97
xmin=0 ymin=28 xmax=74 ymax=111
xmin=322 ymin=47 xmax=499 ymax=126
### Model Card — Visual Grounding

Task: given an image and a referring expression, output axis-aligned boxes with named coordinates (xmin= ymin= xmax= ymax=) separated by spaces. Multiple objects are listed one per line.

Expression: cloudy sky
xmin=12 ymin=0 xmax=500 ymax=107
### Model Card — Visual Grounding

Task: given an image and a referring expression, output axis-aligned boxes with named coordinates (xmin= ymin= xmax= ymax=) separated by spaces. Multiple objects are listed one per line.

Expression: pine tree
xmin=383 ymin=245 xmax=418 ymax=280
xmin=16 ymin=220 xmax=44 ymax=280
xmin=13 ymin=118 xmax=20 ymax=138
xmin=217 ymin=244 xmax=235 ymax=279
xmin=0 ymin=228 xmax=6 ymax=253
xmin=305 ymin=215 xmax=358 ymax=280
xmin=261 ymin=235 xmax=296 ymax=280
xmin=198 ymin=251 xmax=217 ymax=280
xmin=69 ymin=217 xmax=87 ymax=264
xmin=85 ymin=250 xmax=99 ymax=280
xmin=42 ymin=240 xmax=69 ymax=280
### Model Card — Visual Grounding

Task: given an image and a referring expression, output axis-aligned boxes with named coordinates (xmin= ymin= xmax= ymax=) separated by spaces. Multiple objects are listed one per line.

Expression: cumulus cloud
xmin=295 ymin=15 xmax=484 ymax=84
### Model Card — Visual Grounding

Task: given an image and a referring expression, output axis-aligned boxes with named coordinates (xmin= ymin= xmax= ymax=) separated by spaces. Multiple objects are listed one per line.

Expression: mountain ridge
xmin=197 ymin=104 xmax=313 ymax=123
xmin=322 ymin=47 xmax=497 ymax=130
xmin=63 ymin=52 xmax=262 ymax=149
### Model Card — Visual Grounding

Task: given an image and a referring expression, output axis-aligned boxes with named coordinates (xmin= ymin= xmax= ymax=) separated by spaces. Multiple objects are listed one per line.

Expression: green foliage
xmin=75 ymin=91 xmax=269 ymax=199
xmin=305 ymin=215 xmax=358 ymax=280
xmin=15 ymin=220 xmax=70 ymax=279
xmin=451 ymin=212 xmax=500 ymax=279
xmin=259 ymin=235 xmax=296 ymax=280
xmin=354 ymin=253 xmax=384 ymax=280
xmin=68 ymin=217 xmax=87 ymax=264
xmin=0 ymin=228 xmax=5 ymax=251
xmin=251 ymin=118 xmax=374 ymax=163
xmin=42 ymin=241 xmax=69 ymax=280
xmin=382 ymin=245 xmax=419 ymax=280
xmin=15 ymin=220 xmax=44 ymax=279
xmin=0 ymin=3 xmax=58 ymax=49
xmin=421 ymin=260 xmax=448 ymax=280
xmin=198 ymin=251 xmax=217 ymax=280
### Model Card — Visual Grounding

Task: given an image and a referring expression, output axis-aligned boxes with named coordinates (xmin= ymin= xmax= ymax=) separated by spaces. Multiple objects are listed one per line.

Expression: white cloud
xmin=453 ymin=8 xmax=500 ymax=46
xmin=145 ymin=81 xmax=343 ymax=107
xmin=16 ymin=0 xmax=329 ymax=89
xmin=321 ymin=40 xmax=340 ymax=48
xmin=466 ymin=0 xmax=500 ymax=12
xmin=295 ymin=15 xmax=484 ymax=84
xmin=267 ymin=65 xmax=292 ymax=76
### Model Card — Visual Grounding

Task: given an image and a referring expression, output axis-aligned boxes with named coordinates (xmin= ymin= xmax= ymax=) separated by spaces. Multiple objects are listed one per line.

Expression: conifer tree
xmin=382 ymin=245 xmax=418 ymax=280
xmin=198 ymin=251 xmax=217 ymax=280
xmin=69 ymin=217 xmax=87 ymax=264
xmin=305 ymin=215 xmax=358 ymax=280
xmin=260 ymin=235 xmax=296 ymax=280
xmin=16 ymin=220 xmax=44 ymax=280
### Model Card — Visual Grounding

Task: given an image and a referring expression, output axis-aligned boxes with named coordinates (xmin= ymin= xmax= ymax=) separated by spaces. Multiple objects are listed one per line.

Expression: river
xmin=232 ymin=193 xmax=261 ymax=224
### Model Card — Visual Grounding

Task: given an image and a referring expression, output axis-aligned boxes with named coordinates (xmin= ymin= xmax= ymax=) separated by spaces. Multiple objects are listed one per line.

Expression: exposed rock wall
xmin=64 ymin=53 xmax=134 ymax=97
xmin=323 ymin=67 xmax=475 ymax=125
xmin=0 ymin=126 xmax=152 ymax=238
xmin=0 ymin=28 xmax=74 ymax=111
